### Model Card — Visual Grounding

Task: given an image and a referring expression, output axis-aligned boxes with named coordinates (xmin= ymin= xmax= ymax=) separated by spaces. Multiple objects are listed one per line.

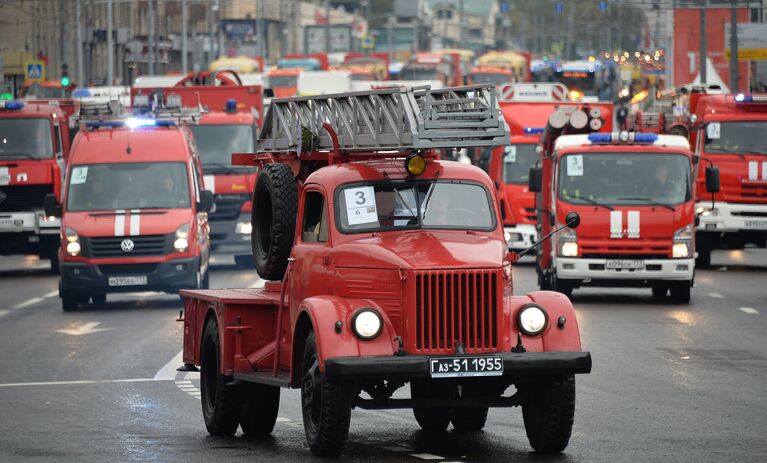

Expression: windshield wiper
xmin=566 ymin=195 xmax=614 ymax=211
xmin=615 ymin=197 xmax=676 ymax=211
xmin=382 ymin=172 xmax=417 ymax=222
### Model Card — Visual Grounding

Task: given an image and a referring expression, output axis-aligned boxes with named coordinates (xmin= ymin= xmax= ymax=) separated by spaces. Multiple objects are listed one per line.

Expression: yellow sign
xmin=23 ymin=60 xmax=45 ymax=82
xmin=725 ymin=49 xmax=767 ymax=61
xmin=361 ymin=35 xmax=375 ymax=49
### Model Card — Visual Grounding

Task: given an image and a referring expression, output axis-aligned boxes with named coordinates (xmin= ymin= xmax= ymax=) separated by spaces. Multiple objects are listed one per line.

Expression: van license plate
xmin=0 ymin=218 xmax=22 ymax=230
xmin=744 ymin=220 xmax=767 ymax=230
xmin=108 ymin=276 xmax=148 ymax=286
xmin=606 ymin=259 xmax=644 ymax=269
xmin=429 ymin=356 xmax=503 ymax=378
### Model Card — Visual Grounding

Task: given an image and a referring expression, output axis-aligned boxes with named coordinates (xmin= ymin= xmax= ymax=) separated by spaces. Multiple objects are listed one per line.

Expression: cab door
xmin=289 ymin=186 xmax=331 ymax=313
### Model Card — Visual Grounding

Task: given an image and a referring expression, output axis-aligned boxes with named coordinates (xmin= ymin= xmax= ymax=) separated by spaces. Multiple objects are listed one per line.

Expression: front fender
xmin=507 ymin=291 xmax=582 ymax=352
xmin=294 ymin=296 xmax=398 ymax=373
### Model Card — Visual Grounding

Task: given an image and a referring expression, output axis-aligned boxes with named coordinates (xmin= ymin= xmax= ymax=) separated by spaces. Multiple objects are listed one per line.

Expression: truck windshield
xmin=703 ymin=121 xmax=767 ymax=154
xmin=399 ymin=67 xmax=439 ymax=81
xmin=190 ymin=124 xmax=254 ymax=171
xmin=336 ymin=180 xmax=495 ymax=233
xmin=269 ymin=76 xmax=298 ymax=88
xmin=0 ymin=118 xmax=53 ymax=160
xmin=66 ymin=162 xmax=191 ymax=212
xmin=558 ymin=153 xmax=691 ymax=206
xmin=503 ymin=144 xmax=539 ymax=184
xmin=470 ymin=73 xmax=510 ymax=86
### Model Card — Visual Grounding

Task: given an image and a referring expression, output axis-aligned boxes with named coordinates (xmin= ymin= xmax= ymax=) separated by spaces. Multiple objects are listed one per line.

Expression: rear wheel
xmin=522 ymin=376 xmax=576 ymax=453
xmin=411 ymin=380 xmax=454 ymax=432
xmin=200 ymin=317 xmax=242 ymax=436
xmin=670 ymin=282 xmax=691 ymax=304
xmin=240 ymin=383 xmax=280 ymax=436
xmin=252 ymin=164 xmax=297 ymax=281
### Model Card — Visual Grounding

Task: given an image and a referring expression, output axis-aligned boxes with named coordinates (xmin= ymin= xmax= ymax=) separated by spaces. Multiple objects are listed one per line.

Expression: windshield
xmin=703 ymin=121 xmax=767 ymax=154
xmin=190 ymin=124 xmax=255 ymax=170
xmin=503 ymin=144 xmax=539 ymax=184
xmin=336 ymin=180 xmax=495 ymax=233
xmin=400 ymin=67 xmax=439 ymax=81
xmin=269 ymin=75 xmax=298 ymax=88
xmin=470 ymin=73 xmax=511 ymax=86
xmin=555 ymin=72 xmax=597 ymax=95
xmin=66 ymin=162 xmax=191 ymax=212
xmin=0 ymin=118 xmax=54 ymax=160
xmin=558 ymin=153 xmax=691 ymax=206
xmin=25 ymin=84 xmax=70 ymax=99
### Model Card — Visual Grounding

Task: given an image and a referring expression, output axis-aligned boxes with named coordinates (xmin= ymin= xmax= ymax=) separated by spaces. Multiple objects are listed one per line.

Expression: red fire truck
xmin=530 ymin=106 xmax=718 ymax=302
xmin=0 ymin=99 xmax=72 ymax=271
xmin=688 ymin=93 xmax=767 ymax=266
xmin=45 ymin=100 xmax=214 ymax=311
xmin=489 ymin=83 xmax=613 ymax=252
xmin=177 ymin=85 xmax=592 ymax=456
xmin=132 ymin=71 xmax=262 ymax=267
xmin=399 ymin=52 xmax=463 ymax=87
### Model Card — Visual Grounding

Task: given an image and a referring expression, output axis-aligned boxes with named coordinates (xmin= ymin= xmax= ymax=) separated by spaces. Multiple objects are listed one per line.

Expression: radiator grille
xmin=414 ymin=269 xmax=499 ymax=353
xmin=210 ymin=194 xmax=247 ymax=221
xmin=0 ymin=185 xmax=52 ymax=212
xmin=83 ymin=235 xmax=170 ymax=258
xmin=98 ymin=263 xmax=159 ymax=275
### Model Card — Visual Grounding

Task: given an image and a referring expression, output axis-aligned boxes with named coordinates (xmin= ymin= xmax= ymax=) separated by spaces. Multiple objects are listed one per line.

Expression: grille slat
xmin=414 ymin=269 xmax=499 ymax=354
xmin=210 ymin=194 xmax=248 ymax=221
xmin=0 ymin=185 xmax=52 ymax=212
xmin=99 ymin=263 xmax=159 ymax=275
xmin=83 ymin=235 xmax=171 ymax=258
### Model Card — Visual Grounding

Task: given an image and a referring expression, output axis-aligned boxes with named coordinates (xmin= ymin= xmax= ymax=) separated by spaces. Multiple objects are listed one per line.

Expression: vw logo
xmin=0 ymin=190 xmax=5 ymax=204
xmin=120 ymin=239 xmax=135 ymax=253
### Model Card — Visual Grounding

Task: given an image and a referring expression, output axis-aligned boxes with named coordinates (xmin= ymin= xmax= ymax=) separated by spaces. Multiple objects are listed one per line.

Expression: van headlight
xmin=351 ymin=309 xmax=383 ymax=340
xmin=174 ymin=224 xmax=189 ymax=252
xmin=65 ymin=227 xmax=81 ymax=256
xmin=673 ymin=224 xmax=692 ymax=258
xmin=517 ymin=304 xmax=548 ymax=336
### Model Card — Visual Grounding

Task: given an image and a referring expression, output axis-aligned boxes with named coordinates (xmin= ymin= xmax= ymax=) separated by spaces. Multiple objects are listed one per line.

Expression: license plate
xmin=606 ymin=259 xmax=644 ymax=269
xmin=429 ymin=356 xmax=504 ymax=378
xmin=108 ymin=276 xmax=148 ymax=287
xmin=0 ymin=218 xmax=22 ymax=230
xmin=744 ymin=220 xmax=767 ymax=230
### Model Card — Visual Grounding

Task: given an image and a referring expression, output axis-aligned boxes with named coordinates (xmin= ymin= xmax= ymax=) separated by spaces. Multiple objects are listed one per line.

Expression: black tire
xmin=49 ymin=251 xmax=60 ymax=275
xmin=451 ymin=384 xmax=488 ymax=431
xmin=234 ymin=254 xmax=254 ymax=269
xmin=670 ymin=282 xmax=691 ymax=304
xmin=252 ymin=164 xmax=297 ymax=281
xmin=240 ymin=383 xmax=280 ymax=436
xmin=61 ymin=292 xmax=78 ymax=312
xmin=411 ymin=380 xmax=454 ymax=432
xmin=200 ymin=317 xmax=242 ymax=436
xmin=522 ymin=375 xmax=576 ymax=453
xmin=201 ymin=269 xmax=210 ymax=290
xmin=551 ymin=274 xmax=573 ymax=298
xmin=696 ymin=246 xmax=711 ymax=268
xmin=651 ymin=287 xmax=667 ymax=300
xmin=91 ymin=294 xmax=106 ymax=305
xmin=301 ymin=331 xmax=353 ymax=456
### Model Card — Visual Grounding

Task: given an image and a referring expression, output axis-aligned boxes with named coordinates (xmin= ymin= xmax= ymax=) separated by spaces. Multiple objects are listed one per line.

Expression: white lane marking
xmin=411 ymin=454 xmax=445 ymax=460
xmin=154 ymin=350 xmax=184 ymax=380
xmin=55 ymin=322 xmax=111 ymax=336
xmin=43 ymin=290 xmax=58 ymax=298
xmin=739 ymin=307 xmax=759 ymax=314
xmin=0 ymin=310 xmax=10 ymax=318
xmin=249 ymin=279 xmax=265 ymax=289
xmin=0 ymin=378 xmax=173 ymax=388
xmin=708 ymin=293 xmax=724 ymax=299
xmin=382 ymin=445 xmax=414 ymax=452
xmin=276 ymin=417 xmax=292 ymax=422
xmin=11 ymin=297 xmax=44 ymax=309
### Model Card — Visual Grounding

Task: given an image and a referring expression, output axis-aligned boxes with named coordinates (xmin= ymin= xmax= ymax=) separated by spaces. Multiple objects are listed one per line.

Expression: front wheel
xmin=522 ymin=376 xmax=576 ymax=453
xmin=200 ymin=317 xmax=242 ymax=436
xmin=670 ymin=282 xmax=691 ymax=304
xmin=411 ymin=380 xmax=454 ymax=432
xmin=301 ymin=331 xmax=353 ymax=456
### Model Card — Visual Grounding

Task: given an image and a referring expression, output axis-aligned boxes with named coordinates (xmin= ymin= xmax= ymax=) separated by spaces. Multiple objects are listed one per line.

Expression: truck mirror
xmin=565 ymin=211 xmax=580 ymax=229
xmin=705 ymin=166 xmax=720 ymax=193
xmin=528 ymin=166 xmax=542 ymax=192
xmin=43 ymin=193 xmax=62 ymax=218
xmin=199 ymin=190 xmax=215 ymax=213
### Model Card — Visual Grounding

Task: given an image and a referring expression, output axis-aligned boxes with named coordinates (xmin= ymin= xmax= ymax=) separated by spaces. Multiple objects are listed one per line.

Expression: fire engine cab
xmin=178 ymin=85 xmax=592 ymax=456
xmin=44 ymin=99 xmax=214 ymax=311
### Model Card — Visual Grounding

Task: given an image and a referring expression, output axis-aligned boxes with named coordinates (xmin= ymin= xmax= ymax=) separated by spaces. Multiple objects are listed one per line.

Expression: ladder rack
xmin=256 ymin=84 xmax=510 ymax=154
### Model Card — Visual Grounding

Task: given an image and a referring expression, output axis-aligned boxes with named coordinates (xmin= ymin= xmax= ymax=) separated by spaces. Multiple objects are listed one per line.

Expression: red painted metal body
xmin=400 ymin=53 xmax=463 ymax=87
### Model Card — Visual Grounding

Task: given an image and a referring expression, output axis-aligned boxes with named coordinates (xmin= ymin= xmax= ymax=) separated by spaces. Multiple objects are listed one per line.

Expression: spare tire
xmin=252 ymin=163 xmax=297 ymax=280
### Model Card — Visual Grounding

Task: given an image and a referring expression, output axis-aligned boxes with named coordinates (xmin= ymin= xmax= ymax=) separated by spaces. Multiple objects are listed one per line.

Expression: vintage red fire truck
xmin=177 ymin=85 xmax=592 ymax=456
xmin=489 ymin=83 xmax=613 ymax=252
xmin=0 ymin=99 xmax=72 ymax=271
xmin=530 ymin=106 xmax=718 ymax=302
xmin=45 ymin=100 xmax=213 ymax=310
xmin=688 ymin=93 xmax=767 ymax=266
xmin=132 ymin=71 xmax=262 ymax=267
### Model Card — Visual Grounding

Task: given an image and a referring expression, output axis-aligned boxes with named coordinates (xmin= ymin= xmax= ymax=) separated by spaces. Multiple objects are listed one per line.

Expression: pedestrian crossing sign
xmin=24 ymin=61 xmax=45 ymax=82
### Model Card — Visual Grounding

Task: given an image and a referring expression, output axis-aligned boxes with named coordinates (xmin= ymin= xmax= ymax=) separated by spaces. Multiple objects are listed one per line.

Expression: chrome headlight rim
xmin=517 ymin=303 xmax=549 ymax=336
xmin=350 ymin=308 xmax=383 ymax=341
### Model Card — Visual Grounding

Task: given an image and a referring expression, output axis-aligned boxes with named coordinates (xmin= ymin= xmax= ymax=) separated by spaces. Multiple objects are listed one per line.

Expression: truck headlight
xmin=558 ymin=226 xmax=578 ymax=257
xmin=235 ymin=221 xmax=252 ymax=235
xmin=351 ymin=308 xmax=383 ymax=340
xmin=673 ymin=224 xmax=692 ymax=259
xmin=174 ymin=224 xmax=189 ymax=252
xmin=65 ymin=227 xmax=80 ymax=256
xmin=517 ymin=304 xmax=548 ymax=336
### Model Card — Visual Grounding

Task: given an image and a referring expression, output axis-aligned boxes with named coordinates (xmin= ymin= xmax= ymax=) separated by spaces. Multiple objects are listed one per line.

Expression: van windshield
xmin=703 ymin=121 xmax=767 ymax=154
xmin=66 ymin=162 xmax=191 ymax=212
xmin=503 ymin=144 xmax=539 ymax=184
xmin=190 ymin=124 xmax=255 ymax=172
xmin=336 ymin=180 xmax=495 ymax=233
xmin=0 ymin=118 xmax=53 ymax=160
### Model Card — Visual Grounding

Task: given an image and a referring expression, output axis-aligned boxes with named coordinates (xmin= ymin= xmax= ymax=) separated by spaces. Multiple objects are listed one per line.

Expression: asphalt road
xmin=0 ymin=250 xmax=765 ymax=462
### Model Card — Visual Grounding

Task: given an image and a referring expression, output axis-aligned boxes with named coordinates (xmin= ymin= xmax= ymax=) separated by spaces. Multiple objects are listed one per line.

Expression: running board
xmin=233 ymin=371 xmax=291 ymax=388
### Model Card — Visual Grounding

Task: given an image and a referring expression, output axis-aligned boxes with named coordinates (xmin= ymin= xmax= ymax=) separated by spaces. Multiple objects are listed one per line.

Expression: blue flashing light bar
xmin=734 ymin=93 xmax=767 ymax=103
xmin=587 ymin=132 xmax=658 ymax=144
xmin=524 ymin=127 xmax=544 ymax=135
xmin=587 ymin=133 xmax=612 ymax=143
xmin=85 ymin=118 xmax=176 ymax=130
xmin=225 ymin=99 xmax=237 ymax=113
xmin=634 ymin=133 xmax=659 ymax=143
xmin=735 ymin=93 xmax=748 ymax=102
xmin=0 ymin=100 xmax=25 ymax=110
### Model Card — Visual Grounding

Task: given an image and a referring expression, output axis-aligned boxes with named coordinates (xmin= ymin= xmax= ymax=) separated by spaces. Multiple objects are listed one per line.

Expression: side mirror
xmin=565 ymin=211 xmax=580 ymax=229
xmin=44 ymin=193 xmax=62 ymax=218
xmin=198 ymin=190 xmax=215 ymax=213
xmin=528 ymin=166 xmax=542 ymax=193
xmin=705 ymin=166 xmax=720 ymax=193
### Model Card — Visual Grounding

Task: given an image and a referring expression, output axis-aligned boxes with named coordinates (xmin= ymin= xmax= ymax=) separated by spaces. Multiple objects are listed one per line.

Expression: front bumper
xmin=696 ymin=201 xmax=767 ymax=234
xmin=209 ymin=212 xmax=252 ymax=256
xmin=556 ymin=257 xmax=694 ymax=283
xmin=504 ymin=224 xmax=537 ymax=251
xmin=60 ymin=257 xmax=200 ymax=295
xmin=324 ymin=351 xmax=592 ymax=381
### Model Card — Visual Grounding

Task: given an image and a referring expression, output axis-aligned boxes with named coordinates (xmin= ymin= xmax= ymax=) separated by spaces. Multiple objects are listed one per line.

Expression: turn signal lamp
xmin=405 ymin=155 xmax=426 ymax=176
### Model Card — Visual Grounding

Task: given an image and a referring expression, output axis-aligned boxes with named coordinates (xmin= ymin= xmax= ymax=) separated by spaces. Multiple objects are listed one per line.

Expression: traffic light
xmin=60 ymin=64 xmax=70 ymax=87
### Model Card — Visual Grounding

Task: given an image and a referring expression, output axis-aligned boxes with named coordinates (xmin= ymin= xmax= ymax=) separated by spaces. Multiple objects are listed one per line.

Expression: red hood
xmin=64 ymin=208 xmax=191 ymax=238
xmin=202 ymin=172 xmax=255 ymax=195
xmin=696 ymin=155 xmax=767 ymax=204
xmin=333 ymin=231 xmax=505 ymax=270
xmin=0 ymin=159 xmax=56 ymax=186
